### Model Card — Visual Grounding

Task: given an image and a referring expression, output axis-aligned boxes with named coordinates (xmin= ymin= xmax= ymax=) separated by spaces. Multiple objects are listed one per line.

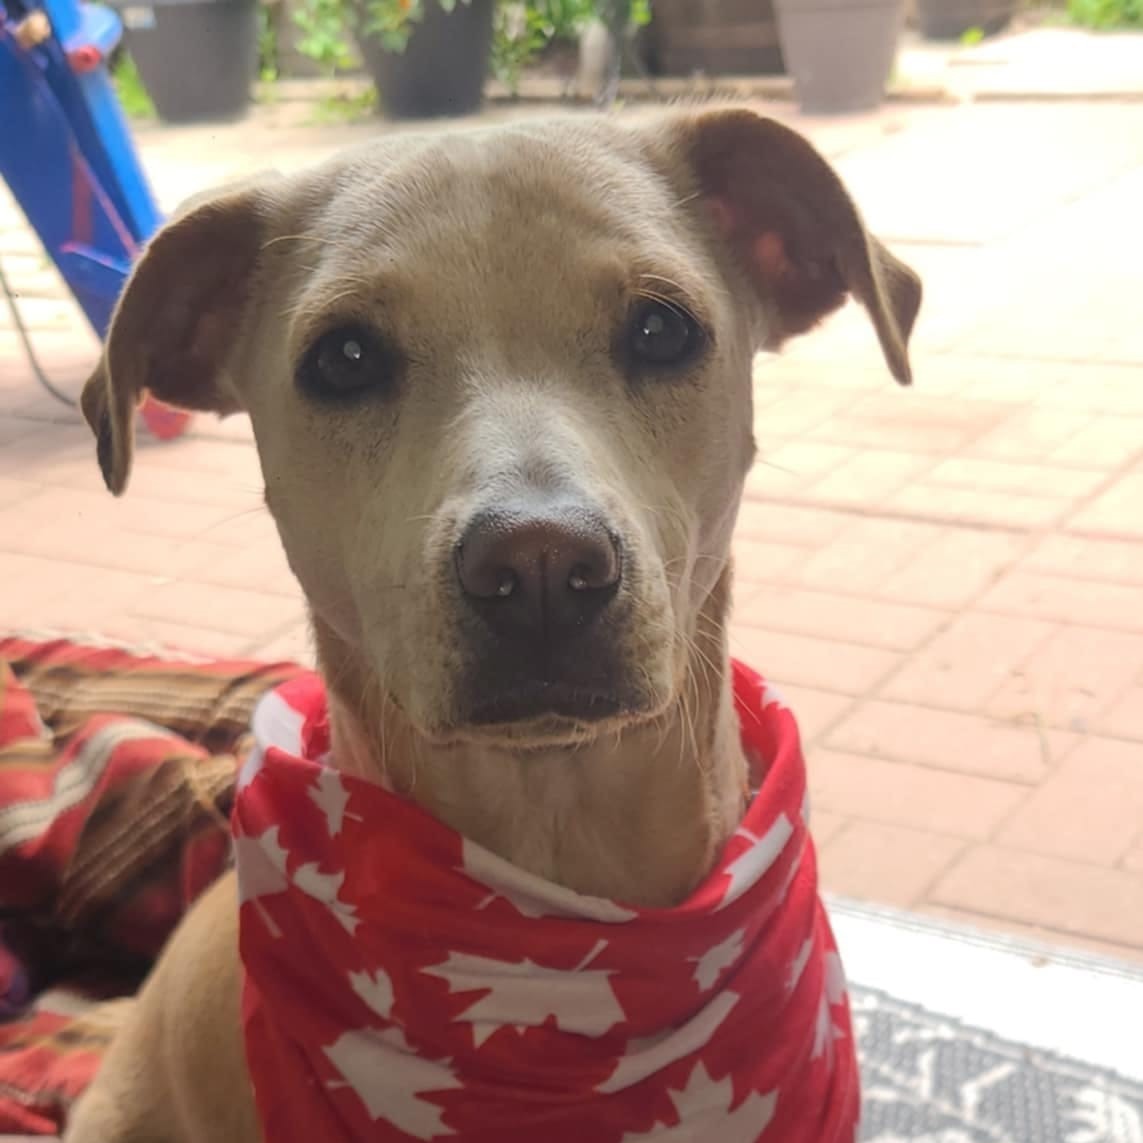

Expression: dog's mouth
xmin=468 ymin=682 xmax=624 ymax=727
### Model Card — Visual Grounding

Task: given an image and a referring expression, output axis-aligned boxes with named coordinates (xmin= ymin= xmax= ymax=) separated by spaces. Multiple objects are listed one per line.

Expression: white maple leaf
xmin=242 ymin=690 xmax=307 ymax=790
xmin=324 ymin=1025 xmax=460 ymax=1139
xmin=598 ymin=990 xmax=738 ymax=1094
xmin=715 ymin=814 xmax=795 ymax=911
xmin=761 ymin=683 xmax=786 ymax=710
xmin=621 ymin=1061 xmax=777 ymax=1141
xmin=234 ymin=826 xmax=289 ymax=905
xmin=293 ymin=861 xmax=359 ymax=934
xmin=462 ymin=838 xmax=636 ymax=923
xmin=786 ymin=935 xmax=815 ymax=993
xmin=309 ymin=768 xmax=350 ymax=836
xmin=422 ymin=938 xmax=625 ymax=1046
xmin=349 ymin=968 xmax=394 ymax=1020
xmin=689 ymin=928 xmax=745 ymax=991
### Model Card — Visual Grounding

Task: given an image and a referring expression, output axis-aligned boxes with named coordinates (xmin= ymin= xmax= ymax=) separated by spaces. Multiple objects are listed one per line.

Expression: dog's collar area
xmin=233 ymin=663 xmax=860 ymax=1142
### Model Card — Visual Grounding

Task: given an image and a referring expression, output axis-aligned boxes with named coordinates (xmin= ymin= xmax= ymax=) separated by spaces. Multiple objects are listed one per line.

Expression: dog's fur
xmin=65 ymin=109 xmax=920 ymax=1143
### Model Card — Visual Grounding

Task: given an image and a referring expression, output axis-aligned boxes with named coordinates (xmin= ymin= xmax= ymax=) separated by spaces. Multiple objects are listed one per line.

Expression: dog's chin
xmin=432 ymin=683 xmax=669 ymax=752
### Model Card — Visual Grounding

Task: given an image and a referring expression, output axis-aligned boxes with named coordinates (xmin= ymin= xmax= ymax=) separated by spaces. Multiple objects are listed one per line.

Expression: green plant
xmin=111 ymin=53 xmax=155 ymax=119
xmin=491 ymin=3 xmax=547 ymax=92
xmin=959 ymin=24 xmax=985 ymax=44
xmin=1067 ymin=0 xmax=1143 ymax=26
xmin=258 ymin=4 xmax=280 ymax=81
xmin=295 ymin=0 xmax=472 ymax=71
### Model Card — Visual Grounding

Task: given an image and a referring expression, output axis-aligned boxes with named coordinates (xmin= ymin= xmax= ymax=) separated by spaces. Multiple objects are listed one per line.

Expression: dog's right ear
xmin=81 ymin=183 xmax=273 ymax=495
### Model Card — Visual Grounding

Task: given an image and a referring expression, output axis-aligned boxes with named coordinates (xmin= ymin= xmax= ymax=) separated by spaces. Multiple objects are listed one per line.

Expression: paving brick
xmin=735 ymin=587 xmax=945 ymax=651
xmin=886 ymin=483 xmax=1068 ymax=530
xmin=1050 ymin=415 xmax=1143 ymax=469
xmin=772 ymin=684 xmax=853 ymax=744
xmin=247 ymin=622 xmax=315 ymax=667
xmin=827 ymin=700 xmax=1071 ymax=784
xmin=1067 ymin=471 xmax=1143 ymax=540
xmin=985 ymin=625 xmax=1143 ymax=731
xmin=796 ymin=518 xmax=943 ymax=595
xmin=996 ymin=738 xmax=1143 ymax=865
xmin=1123 ymin=837 xmax=1143 ymax=877
xmin=807 ymin=809 xmax=849 ymax=850
xmin=966 ymin=407 xmax=1093 ymax=464
xmin=746 ymin=441 xmax=855 ymax=498
xmin=818 ymin=821 xmax=965 ymax=908
xmin=733 ymin=500 xmax=848 ymax=546
xmin=809 ymin=391 xmax=1008 ymax=455
xmin=881 ymin=612 xmax=1056 ymax=711
xmin=807 ymin=449 xmax=935 ymax=509
xmin=131 ymin=581 xmax=306 ymax=640
xmin=924 ymin=456 xmax=1107 ymax=501
xmin=1101 ymin=684 xmax=1143 ymax=742
xmin=730 ymin=627 xmax=898 ymax=696
xmin=879 ymin=528 xmax=1023 ymax=609
xmin=751 ymin=389 xmax=862 ymax=438
xmin=919 ymin=905 xmax=1143 ymax=964
xmin=1023 ymin=534 xmax=1143 ymax=587
xmin=977 ymin=569 xmax=1143 ymax=633
xmin=807 ymin=748 xmax=1027 ymax=840
xmin=731 ymin=539 xmax=807 ymax=587
xmin=178 ymin=541 xmax=301 ymax=598
xmin=930 ymin=845 xmax=1143 ymax=950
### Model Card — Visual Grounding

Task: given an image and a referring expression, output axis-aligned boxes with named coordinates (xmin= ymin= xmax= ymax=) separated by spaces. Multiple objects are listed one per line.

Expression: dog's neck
xmin=310 ymin=574 xmax=747 ymax=909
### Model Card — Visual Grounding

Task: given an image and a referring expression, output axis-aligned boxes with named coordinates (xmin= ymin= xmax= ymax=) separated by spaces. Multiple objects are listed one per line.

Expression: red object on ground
xmin=139 ymin=394 xmax=192 ymax=440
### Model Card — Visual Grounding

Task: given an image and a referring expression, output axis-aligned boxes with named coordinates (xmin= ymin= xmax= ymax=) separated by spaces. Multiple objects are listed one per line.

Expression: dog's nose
xmin=456 ymin=505 xmax=621 ymax=638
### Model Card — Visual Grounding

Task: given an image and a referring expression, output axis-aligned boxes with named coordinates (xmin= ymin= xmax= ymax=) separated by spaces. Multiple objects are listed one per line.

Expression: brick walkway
xmin=2 ymin=96 xmax=1142 ymax=962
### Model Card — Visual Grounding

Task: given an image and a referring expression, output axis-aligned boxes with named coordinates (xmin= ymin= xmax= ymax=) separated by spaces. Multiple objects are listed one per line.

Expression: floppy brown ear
xmin=666 ymin=109 xmax=921 ymax=385
xmin=81 ymin=184 xmax=273 ymax=495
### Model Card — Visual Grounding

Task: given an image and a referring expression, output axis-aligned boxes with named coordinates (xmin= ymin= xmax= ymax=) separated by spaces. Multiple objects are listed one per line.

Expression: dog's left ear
xmin=662 ymin=109 xmax=921 ymax=385
xmin=81 ymin=178 xmax=277 ymax=495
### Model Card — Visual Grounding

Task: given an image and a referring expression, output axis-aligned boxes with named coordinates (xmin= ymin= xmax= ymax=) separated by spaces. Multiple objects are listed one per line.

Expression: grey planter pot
xmin=916 ymin=0 xmax=1015 ymax=40
xmin=773 ymin=0 xmax=905 ymax=114
xmin=112 ymin=0 xmax=258 ymax=122
xmin=356 ymin=0 xmax=494 ymax=120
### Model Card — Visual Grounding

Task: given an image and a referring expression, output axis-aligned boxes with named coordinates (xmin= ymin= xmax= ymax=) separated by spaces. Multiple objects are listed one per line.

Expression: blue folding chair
xmin=0 ymin=0 xmax=190 ymax=437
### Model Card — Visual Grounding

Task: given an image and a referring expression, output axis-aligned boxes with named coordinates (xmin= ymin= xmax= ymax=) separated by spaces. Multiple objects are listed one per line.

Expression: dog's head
xmin=83 ymin=110 xmax=919 ymax=750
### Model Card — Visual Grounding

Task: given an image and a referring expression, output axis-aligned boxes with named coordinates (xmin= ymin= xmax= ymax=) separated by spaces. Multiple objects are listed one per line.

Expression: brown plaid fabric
xmin=0 ymin=636 xmax=307 ymax=1136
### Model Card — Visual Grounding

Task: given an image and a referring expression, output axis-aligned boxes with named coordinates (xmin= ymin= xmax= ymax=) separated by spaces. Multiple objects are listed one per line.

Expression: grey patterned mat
xmin=854 ymin=985 xmax=1143 ymax=1143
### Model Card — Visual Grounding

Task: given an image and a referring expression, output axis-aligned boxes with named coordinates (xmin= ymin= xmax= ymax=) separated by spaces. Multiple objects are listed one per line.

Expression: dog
xmin=66 ymin=108 xmax=920 ymax=1143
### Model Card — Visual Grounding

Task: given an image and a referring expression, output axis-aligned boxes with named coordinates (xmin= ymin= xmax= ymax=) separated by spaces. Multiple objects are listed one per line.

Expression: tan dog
xmin=66 ymin=108 xmax=920 ymax=1143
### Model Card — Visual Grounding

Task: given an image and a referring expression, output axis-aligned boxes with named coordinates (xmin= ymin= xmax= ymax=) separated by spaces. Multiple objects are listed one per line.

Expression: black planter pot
xmin=774 ymin=0 xmax=904 ymax=114
xmin=112 ymin=0 xmax=257 ymax=123
xmin=647 ymin=0 xmax=785 ymax=78
xmin=916 ymin=0 xmax=1015 ymax=40
xmin=357 ymin=0 xmax=494 ymax=120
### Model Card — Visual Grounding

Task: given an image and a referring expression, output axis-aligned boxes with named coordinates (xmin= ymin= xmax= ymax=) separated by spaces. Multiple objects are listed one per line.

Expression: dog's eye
xmin=626 ymin=299 xmax=702 ymax=370
xmin=299 ymin=325 xmax=389 ymax=397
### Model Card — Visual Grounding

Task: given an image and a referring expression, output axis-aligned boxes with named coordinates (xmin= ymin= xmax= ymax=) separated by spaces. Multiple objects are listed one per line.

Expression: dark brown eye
xmin=298 ymin=324 xmax=390 ymax=397
xmin=627 ymin=299 xmax=703 ymax=371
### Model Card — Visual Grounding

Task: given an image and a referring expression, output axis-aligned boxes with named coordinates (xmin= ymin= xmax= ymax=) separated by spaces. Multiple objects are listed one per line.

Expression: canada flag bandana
xmin=233 ymin=661 xmax=859 ymax=1143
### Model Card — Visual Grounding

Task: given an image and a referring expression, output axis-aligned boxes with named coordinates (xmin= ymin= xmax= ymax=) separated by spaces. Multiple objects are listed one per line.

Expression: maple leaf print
xmin=689 ymin=928 xmax=745 ymax=991
xmin=235 ymin=825 xmax=290 ymax=905
xmin=598 ymin=991 xmax=739 ymax=1094
xmin=760 ymin=683 xmax=785 ymax=710
xmin=293 ymin=862 xmax=359 ymax=934
xmin=349 ymin=968 xmax=394 ymax=1020
xmin=462 ymin=838 xmax=636 ymax=922
xmin=786 ymin=936 xmax=815 ymax=993
xmin=325 ymin=1026 xmax=460 ymax=1139
xmin=422 ymin=939 xmax=625 ymax=1046
xmin=242 ymin=690 xmax=307 ymax=788
xmin=716 ymin=814 xmax=795 ymax=912
xmin=621 ymin=1062 xmax=777 ymax=1141
xmin=309 ymin=768 xmax=350 ymax=836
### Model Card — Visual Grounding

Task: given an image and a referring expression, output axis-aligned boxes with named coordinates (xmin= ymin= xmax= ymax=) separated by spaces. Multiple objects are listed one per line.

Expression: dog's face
xmin=83 ymin=111 xmax=919 ymax=750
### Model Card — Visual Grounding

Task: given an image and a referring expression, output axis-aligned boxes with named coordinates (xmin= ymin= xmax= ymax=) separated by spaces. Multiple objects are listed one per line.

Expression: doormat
xmin=855 ymin=984 xmax=1143 ymax=1142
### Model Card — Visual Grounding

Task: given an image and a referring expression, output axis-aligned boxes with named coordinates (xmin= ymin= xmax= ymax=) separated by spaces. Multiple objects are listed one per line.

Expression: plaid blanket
xmin=0 ymin=636 xmax=306 ymax=1137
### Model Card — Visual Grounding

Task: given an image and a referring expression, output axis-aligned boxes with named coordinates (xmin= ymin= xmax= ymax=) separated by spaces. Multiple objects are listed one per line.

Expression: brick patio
xmin=3 ymin=93 xmax=1142 ymax=961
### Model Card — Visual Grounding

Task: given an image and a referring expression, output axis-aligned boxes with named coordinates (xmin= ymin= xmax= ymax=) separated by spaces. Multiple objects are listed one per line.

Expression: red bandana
xmin=233 ymin=661 xmax=859 ymax=1143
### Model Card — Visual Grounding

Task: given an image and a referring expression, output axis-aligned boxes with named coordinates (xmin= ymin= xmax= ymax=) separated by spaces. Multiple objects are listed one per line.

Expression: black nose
xmin=456 ymin=504 xmax=622 ymax=642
